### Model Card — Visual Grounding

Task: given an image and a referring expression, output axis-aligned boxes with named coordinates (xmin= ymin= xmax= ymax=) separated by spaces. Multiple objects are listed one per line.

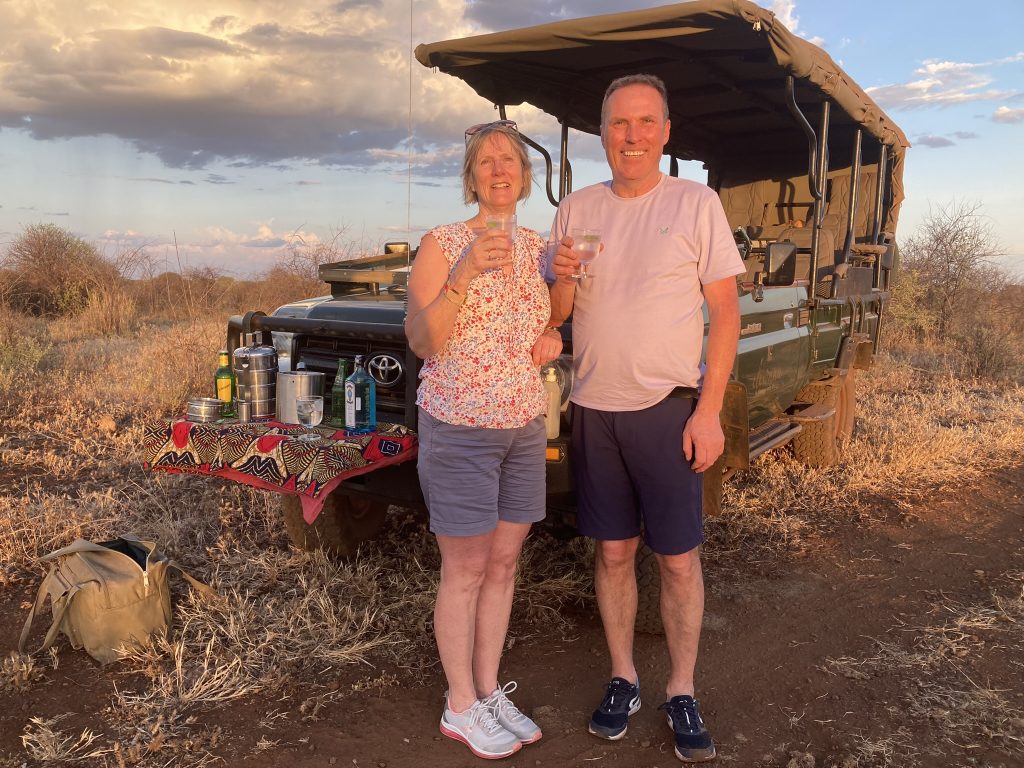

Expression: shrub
xmin=2 ymin=224 xmax=121 ymax=317
xmin=78 ymin=286 xmax=141 ymax=336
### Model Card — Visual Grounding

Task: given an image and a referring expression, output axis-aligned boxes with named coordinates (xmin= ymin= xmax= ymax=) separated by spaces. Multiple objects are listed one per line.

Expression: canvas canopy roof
xmin=415 ymin=0 xmax=908 ymax=222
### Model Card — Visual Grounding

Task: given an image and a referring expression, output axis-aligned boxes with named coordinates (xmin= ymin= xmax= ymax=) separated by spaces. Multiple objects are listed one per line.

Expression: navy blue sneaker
xmin=659 ymin=695 xmax=716 ymax=762
xmin=588 ymin=677 xmax=641 ymax=740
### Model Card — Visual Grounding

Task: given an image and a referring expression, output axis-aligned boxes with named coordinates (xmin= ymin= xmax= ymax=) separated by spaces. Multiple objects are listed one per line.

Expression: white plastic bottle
xmin=543 ymin=367 xmax=561 ymax=440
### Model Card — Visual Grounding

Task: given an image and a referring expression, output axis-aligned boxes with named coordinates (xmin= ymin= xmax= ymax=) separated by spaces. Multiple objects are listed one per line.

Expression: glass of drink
xmin=485 ymin=213 xmax=516 ymax=276
xmin=295 ymin=395 xmax=324 ymax=441
xmin=485 ymin=213 xmax=517 ymax=241
xmin=570 ymin=228 xmax=601 ymax=280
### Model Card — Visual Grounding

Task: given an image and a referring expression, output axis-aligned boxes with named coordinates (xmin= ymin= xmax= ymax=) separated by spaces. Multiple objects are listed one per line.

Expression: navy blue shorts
xmin=571 ymin=397 xmax=704 ymax=555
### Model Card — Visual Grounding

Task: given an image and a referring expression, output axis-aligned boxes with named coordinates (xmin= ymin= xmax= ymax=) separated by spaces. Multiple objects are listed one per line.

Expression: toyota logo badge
xmin=367 ymin=353 xmax=403 ymax=388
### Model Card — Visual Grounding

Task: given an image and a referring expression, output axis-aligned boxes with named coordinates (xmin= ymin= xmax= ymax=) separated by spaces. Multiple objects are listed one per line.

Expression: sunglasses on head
xmin=464 ymin=119 xmax=518 ymax=145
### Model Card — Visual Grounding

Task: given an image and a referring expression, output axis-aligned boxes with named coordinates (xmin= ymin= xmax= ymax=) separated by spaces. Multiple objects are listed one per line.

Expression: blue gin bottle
xmin=344 ymin=355 xmax=377 ymax=434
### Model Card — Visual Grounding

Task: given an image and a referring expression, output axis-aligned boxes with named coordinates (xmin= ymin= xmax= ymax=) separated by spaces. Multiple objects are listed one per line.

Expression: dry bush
xmin=891 ymin=201 xmax=1024 ymax=382
xmin=2 ymin=223 xmax=122 ymax=317
xmin=0 ymin=306 xmax=52 ymax=393
xmin=76 ymin=286 xmax=141 ymax=336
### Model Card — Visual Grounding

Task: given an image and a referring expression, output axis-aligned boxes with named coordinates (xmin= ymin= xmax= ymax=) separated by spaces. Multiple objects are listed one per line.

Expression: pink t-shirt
xmin=553 ymin=175 xmax=745 ymax=411
xmin=416 ymin=222 xmax=550 ymax=428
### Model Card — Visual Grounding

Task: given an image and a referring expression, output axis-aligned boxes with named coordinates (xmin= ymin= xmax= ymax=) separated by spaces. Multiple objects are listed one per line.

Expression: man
xmin=548 ymin=74 xmax=744 ymax=763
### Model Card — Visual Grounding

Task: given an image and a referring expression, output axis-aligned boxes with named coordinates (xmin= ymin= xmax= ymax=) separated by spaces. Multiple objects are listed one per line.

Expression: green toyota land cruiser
xmin=227 ymin=1 xmax=909 ymax=631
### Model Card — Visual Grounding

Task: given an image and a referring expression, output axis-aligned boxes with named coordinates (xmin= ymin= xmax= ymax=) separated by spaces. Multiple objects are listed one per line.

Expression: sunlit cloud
xmin=992 ymin=106 xmax=1024 ymax=124
xmin=0 ymin=0 xmax=487 ymax=170
xmin=867 ymin=57 xmax=1017 ymax=110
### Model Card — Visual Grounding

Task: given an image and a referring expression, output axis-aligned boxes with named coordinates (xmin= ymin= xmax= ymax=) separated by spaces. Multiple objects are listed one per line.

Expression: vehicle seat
xmin=719 ymin=177 xmax=773 ymax=231
xmin=822 ymin=170 xmax=882 ymax=263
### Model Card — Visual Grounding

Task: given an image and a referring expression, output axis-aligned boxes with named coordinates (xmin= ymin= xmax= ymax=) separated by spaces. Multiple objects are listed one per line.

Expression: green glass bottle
xmin=214 ymin=350 xmax=235 ymax=417
xmin=330 ymin=357 xmax=350 ymax=426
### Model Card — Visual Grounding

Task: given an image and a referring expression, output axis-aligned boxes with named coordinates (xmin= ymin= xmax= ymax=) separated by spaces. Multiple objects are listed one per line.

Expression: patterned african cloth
xmin=142 ymin=419 xmax=417 ymax=524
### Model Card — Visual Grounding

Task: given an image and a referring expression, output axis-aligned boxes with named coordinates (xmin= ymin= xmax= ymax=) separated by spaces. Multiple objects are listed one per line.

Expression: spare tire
xmin=792 ymin=370 xmax=857 ymax=467
xmin=281 ymin=493 xmax=389 ymax=559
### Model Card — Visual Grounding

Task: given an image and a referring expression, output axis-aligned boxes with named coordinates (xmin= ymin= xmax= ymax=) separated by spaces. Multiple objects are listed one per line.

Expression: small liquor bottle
xmin=330 ymin=357 xmax=350 ymax=426
xmin=344 ymin=355 xmax=377 ymax=434
xmin=214 ymin=350 xmax=236 ymax=417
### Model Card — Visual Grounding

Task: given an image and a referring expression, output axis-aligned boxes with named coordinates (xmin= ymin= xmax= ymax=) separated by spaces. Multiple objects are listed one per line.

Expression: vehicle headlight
xmin=271 ymin=332 xmax=296 ymax=372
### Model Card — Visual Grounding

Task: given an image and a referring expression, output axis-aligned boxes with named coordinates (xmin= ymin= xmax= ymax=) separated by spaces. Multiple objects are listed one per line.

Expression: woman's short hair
xmin=461 ymin=123 xmax=533 ymax=206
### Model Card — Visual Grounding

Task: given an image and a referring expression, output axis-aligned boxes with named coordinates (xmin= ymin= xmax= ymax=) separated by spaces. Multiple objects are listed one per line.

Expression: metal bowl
xmin=186 ymin=397 xmax=224 ymax=422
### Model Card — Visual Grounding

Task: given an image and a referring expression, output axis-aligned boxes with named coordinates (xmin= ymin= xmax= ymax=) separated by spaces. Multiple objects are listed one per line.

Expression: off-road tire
xmin=635 ymin=545 xmax=663 ymax=635
xmin=634 ymin=470 xmax=722 ymax=635
xmin=281 ymin=493 xmax=389 ymax=559
xmin=792 ymin=369 xmax=857 ymax=467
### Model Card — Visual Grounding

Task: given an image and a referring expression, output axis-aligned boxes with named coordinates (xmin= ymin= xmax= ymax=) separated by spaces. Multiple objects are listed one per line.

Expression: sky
xmin=1 ymin=0 xmax=1021 ymax=279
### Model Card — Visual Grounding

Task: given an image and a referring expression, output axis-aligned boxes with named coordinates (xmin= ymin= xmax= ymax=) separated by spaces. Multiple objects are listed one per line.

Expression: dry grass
xmin=20 ymin=716 xmax=112 ymax=763
xmin=708 ymin=354 xmax=1024 ymax=566
xmin=823 ymin=572 xmax=1024 ymax=764
xmin=2 ymin=313 xmax=1024 ymax=765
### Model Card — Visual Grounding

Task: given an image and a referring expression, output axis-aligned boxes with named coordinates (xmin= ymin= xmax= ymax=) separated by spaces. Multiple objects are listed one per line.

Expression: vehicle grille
xmin=295 ymin=337 xmax=420 ymax=426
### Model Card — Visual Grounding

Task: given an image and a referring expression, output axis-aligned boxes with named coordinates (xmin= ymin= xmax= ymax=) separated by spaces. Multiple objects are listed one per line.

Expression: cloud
xmin=128 ymin=177 xmax=178 ymax=185
xmin=992 ymin=106 xmax=1024 ymax=124
xmin=952 ymin=131 xmax=978 ymax=140
xmin=769 ymin=1 xmax=825 ymax=47
xmin=867 ymin=57 xmax=1017 ymax=110
xmin=915 ymin=135 xmax=956 ymax=148
xmin=0 ymin=0 xmax=488 ymax=171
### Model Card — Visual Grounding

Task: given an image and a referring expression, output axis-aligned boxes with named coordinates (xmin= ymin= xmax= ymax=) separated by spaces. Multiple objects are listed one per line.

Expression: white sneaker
xmin=483 ymin=681 xmax=543 ymax=745
xmin=440 ymin=695 xmax=521 ymax=759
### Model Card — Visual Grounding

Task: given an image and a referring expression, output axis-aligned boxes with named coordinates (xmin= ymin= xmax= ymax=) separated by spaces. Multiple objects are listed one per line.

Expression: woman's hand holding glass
xmin=461 ymin=228 xmax=513 ymax=282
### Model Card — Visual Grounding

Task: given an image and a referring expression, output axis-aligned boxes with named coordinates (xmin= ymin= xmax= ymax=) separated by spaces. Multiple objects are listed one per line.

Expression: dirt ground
xmin=3 ymin=464 xmax=1023 ymax=768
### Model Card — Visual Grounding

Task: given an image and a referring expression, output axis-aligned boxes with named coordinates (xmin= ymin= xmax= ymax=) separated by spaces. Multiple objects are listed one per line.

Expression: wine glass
xmin=295 ymin=396 xmax=324 ymax=441
xmin=570 ymin=228 xmax=601 ymax=280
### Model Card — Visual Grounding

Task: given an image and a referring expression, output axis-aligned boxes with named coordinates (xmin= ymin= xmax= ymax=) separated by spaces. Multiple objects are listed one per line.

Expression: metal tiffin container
xmin=277 ymin=370 xmax=325 ymax=424
xmin=232 ymin=332 xmax=278 ymax=419
xmin=185 ymin=397 xmax=224 ymax=423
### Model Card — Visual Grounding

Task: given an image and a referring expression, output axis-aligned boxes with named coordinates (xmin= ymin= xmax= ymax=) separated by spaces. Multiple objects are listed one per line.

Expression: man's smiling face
xmin=601 ymin=83 xmax=671 ymax=197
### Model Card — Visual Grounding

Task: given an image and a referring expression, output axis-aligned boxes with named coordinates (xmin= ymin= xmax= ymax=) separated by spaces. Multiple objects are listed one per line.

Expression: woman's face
xmin=470 ymin=132 xmax=523 ymax=214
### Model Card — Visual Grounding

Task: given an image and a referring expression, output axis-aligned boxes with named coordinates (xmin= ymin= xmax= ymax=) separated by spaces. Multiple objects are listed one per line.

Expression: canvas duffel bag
xmin=18 ymin=533 xmax=213 ymax=664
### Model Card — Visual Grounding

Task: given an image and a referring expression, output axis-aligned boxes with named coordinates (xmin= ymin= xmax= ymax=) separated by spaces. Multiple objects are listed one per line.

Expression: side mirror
xmin=764 ymin=241 xmax=797 ymax=287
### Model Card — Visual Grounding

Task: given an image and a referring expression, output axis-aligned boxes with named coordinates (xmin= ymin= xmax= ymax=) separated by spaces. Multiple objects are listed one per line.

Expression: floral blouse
xmin=416 ymin=222 xmax=550 ymax=429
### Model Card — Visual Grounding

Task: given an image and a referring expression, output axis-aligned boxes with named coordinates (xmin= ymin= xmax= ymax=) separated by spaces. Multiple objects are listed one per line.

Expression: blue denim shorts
xmin=416 ymin=408 xmax=547 ymax=537
xmin=570 ymin=397 xmax=704 ymax=555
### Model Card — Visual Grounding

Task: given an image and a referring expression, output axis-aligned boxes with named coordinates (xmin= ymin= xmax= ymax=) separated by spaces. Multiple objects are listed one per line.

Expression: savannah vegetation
xmin=0 ymin=208 xmax=1022 ymax=766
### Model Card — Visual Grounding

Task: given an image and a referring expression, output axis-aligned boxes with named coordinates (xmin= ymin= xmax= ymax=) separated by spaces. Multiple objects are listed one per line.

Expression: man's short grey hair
xmin=461 ymin=123 xmax=533 ymax=206
xmin=600 ymin=74 xmax=670 ymax=129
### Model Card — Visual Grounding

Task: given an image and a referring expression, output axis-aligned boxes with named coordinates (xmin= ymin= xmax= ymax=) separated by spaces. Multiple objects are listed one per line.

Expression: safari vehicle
xmin=227 ymin=1 xmax=908 ymax=631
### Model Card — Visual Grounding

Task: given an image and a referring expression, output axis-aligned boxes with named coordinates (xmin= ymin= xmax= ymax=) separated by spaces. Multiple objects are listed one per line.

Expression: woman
xmin=405 ymin=120 xmax=563 ymax=760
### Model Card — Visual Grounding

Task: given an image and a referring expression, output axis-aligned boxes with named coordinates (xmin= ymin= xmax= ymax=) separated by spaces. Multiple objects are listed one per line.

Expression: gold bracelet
xmin=544 ymin=325 xmax=561 ymax=335
xmin=442 ymin=282 xmax=465 ymax=306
